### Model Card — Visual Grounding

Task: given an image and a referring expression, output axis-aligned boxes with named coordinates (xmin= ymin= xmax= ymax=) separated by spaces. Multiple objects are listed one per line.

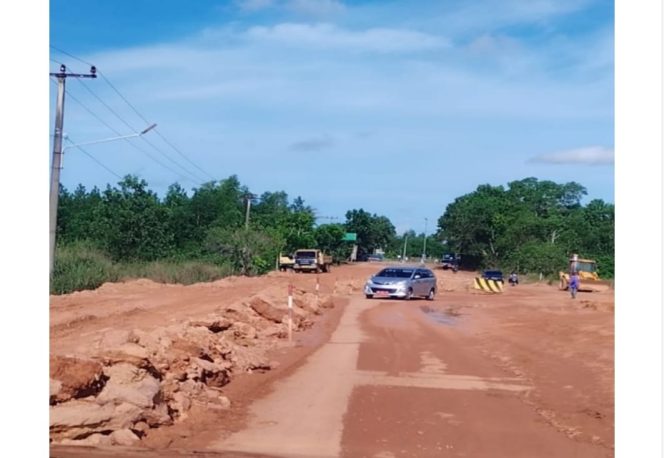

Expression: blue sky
xmin=49 ymin=0 xmax=614 ymax=234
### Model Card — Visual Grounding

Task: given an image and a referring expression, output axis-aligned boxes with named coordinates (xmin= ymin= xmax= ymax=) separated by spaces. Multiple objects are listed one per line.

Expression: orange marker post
xmin=288 ymin=284 xmax=293 ymax=342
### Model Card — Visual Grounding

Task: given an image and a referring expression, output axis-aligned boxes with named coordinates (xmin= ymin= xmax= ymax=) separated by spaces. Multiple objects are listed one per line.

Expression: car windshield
xmin=296 ymin=251 xmax=316 ymax=258
xmin=484 ymin=270 xmax=502 ymax=276
xmin=376 ymin=268 xmax=413 ymax=278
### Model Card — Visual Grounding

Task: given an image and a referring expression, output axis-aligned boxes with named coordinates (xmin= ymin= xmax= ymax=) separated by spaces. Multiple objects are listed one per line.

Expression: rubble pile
xmin=50 ymin=287 xmax=334 ymax=445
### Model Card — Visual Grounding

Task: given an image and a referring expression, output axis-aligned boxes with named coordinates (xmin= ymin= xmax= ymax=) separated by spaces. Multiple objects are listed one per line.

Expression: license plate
xmin=375 ymin=291 xmax=390 ymax=297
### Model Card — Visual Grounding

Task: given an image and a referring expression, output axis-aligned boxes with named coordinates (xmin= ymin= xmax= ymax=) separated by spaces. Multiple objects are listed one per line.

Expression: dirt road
xmin=51 ymin=263 xmax=614 ymax=457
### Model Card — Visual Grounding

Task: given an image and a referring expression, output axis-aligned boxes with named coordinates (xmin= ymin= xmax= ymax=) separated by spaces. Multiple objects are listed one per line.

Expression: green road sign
xmin=342 ymin=232 xmax=357 ymax=242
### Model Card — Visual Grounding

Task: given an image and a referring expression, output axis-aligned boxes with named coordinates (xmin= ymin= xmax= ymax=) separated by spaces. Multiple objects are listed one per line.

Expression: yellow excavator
xmin=559 ymin=254 xmax=611 ymax=293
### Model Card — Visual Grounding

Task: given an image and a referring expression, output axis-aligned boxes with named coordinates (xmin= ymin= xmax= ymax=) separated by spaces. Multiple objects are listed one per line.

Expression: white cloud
xmin=529 ymin=146 xmax=614 ymax=165
xmin=439 ymin=0 xmax=595 ymax=35
xmin=236 ymin=0 xmax=275 ymax=12
xmin=245 ymin=23 xmax=449 ymax=53
xmin=235 ymin=0 xmax=345 ymax=16
xmin=286 ymin=0 xmax=345 ymax=16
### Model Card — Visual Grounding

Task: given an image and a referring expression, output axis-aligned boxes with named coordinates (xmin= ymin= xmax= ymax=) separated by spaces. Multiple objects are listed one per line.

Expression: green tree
xmin=344 ymin=209 xmax=396 ymax=258
xmin=205 ymin=226 xmax=279 ymax=275
xmin=437 ymin=178 xmax=612 ymax=275
xmin=57 ymin=184 xmax=103 ymax=245
xmin=92 ymin=176 xmax=174 ymax=261
xmin=314 ymin=224 xmax=351 ymax=262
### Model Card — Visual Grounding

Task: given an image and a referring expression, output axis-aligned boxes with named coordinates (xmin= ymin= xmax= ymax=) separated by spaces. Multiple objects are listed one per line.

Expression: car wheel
xmin=404 ymin=288 xmax=413 ymax=301
xmin=365 ymin=294 xmax=373 ymax=299
xmin=426 ymin=288 xmax=435 ymax=301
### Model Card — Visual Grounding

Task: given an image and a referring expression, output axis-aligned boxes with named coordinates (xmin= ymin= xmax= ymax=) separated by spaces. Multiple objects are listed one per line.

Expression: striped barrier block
xmin=473 ymin=277 xmax=504 ymax=293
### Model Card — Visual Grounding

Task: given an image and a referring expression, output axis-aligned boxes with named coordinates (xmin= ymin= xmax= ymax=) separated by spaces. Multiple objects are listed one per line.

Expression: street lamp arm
xmin=63 ymin=123 xmax=157 ymax=151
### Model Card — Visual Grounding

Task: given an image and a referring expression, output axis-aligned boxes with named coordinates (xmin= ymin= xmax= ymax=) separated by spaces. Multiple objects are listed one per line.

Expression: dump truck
xmin=293 ymin=249 xmax=333 ymax=273
xmin=559 ymin=254 xmax=611 ymax=293
xmin=278 ymin=254 xmax=295 ymax=271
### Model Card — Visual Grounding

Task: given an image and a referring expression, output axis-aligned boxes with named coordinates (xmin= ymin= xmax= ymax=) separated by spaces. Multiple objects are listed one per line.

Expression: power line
xmin=75 ymin=78 xmax=136 ymax=131
xmin=50 ymin=77 xmax=204 ymax=185
xmin=50 ymin=45 xmax=93 ymax=66
xmin=96 ymin=73 xmax=215 ymax=181
xmin=51 ymin=45 xmax=216 ymax=181
xmin=152 ymin=130 xmax=216 ymax=181
xmin=64 ymin=137 xmax=122 ymax=179
xmin=74 ymin=77 xmax=207 ymax=183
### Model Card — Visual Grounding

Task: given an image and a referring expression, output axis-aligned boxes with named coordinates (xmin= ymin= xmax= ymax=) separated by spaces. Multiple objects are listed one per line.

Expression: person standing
xmin=569 ymin=271 xmax=580 ymax=299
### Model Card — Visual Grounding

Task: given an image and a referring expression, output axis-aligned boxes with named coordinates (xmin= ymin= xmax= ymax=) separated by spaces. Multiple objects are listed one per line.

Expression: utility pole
xmin=402 ymin=234 xmax=408 ymax=262
xmin=49 ymin=64 xmax=97 ymax=275
xmin=244 ymin=193 xmax=255 ymax=230
xmin=421 ymin=217 xmax=428 ymax=264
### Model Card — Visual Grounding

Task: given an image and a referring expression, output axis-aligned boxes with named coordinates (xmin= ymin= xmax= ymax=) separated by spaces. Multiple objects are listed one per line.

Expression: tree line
xmin=54 ymin=175 xmax=613 ymax=292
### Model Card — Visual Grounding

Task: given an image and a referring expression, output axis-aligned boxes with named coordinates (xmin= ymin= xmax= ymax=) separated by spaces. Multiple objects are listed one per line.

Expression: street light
xmin=62 ymin=124 xmax=157 ymax=151
xmin=50 ymin=123 xmax=157 ymax=275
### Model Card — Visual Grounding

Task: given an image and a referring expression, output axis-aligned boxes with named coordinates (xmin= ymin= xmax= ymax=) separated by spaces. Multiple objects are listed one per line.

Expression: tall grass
xmin=51 ymin=243 xmax=234 ymax=295
xmin=51 ymin=242 xmax=119 ymax=294
xmin=117 ymin=261 xmax=234 ymax=285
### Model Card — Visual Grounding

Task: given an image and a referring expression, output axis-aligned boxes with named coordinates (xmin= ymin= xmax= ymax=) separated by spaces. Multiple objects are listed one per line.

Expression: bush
xmin=51 ymin=242 xmax=118 ymax=294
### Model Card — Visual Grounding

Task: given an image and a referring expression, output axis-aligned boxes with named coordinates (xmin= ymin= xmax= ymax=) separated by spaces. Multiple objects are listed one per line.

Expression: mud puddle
xmin=420 ymin=305 xmax=460 ymax=326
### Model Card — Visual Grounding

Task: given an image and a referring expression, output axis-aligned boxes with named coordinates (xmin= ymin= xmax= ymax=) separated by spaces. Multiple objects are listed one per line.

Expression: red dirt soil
xmin=50 ymin=263 xmax=614 ymax=457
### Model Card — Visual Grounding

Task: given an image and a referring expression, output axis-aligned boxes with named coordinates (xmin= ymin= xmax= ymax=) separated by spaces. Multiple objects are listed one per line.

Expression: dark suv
xmin=482 ymin=270 xmax=504 ymax=283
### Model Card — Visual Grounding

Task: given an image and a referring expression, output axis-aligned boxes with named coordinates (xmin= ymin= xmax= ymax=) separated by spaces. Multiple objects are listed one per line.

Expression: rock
xmin=128 ymin=329 xmax=160 ymax=350
xmin=80 ymin=433 xmax=112 ymax=446
xmin=110 ymin=428 xmax=140 ymax=446
xmin=248 ymin=296 xmax=286 ymax=324
xmin=59 ymin=435 xmax=111 ymax=446
xmin=112 ymin=343 xmax=149 ymax=359
xmin=99 ymin=345 xmax=161 ymax=378
xmin=319 ymin=296 xmax=335 ymax=309
xmin=132 ymin=421 xmax=150 ymax=435
xmin=218 ymin=395 xmax=232 ymax=409
xmin=99 ymin=329 xmax=131 ymax=349
xmin=96 ymin=366 xmax=161 ymax=408
xmin=227 ymin=344 xmax=271 ymax=372
xmin=141 ymin=402 xmax=173 ymax=427
xmin=191 ymin=357 xmax=232 ymax=387
xmin=191 ymin=317 xmax=232 ymax=333
xmin=178 ymin=379 xmax=205 ymax=396
xmin=50 ymin=401 xmax=116 ymax=433
xmin=293 ymin=293 xmax=320 ymax=314
xmin=50 ymin=379 xmax=63 ymax=405
xmin=170 ymin=392 xmax=192 ymax=415
xmin=50 ymin=400 xmax=142 ymax=440
xmin=233 ymin=322 xmax=257 ymax=339
xmin=103 ymin=363 xmax=142 ymax=384
xmin=50 ymin=356 xmax=106 ymax=403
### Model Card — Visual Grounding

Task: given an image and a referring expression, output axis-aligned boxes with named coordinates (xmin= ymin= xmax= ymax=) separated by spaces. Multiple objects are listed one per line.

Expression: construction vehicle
xmin=439 ymin=254 xmax=459 ymax=272
xmin=278 ymin=254 xmax=295 ymax=271
xmin=293 ymin=249 xmax=333 ymax=273
xmin=559 ymin=254 xmax=611 ymax=293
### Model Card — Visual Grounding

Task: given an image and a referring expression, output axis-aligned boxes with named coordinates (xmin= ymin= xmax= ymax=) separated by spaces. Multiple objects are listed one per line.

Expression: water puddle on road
xmin=420 ymin=305 xmax=459 ymax=326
